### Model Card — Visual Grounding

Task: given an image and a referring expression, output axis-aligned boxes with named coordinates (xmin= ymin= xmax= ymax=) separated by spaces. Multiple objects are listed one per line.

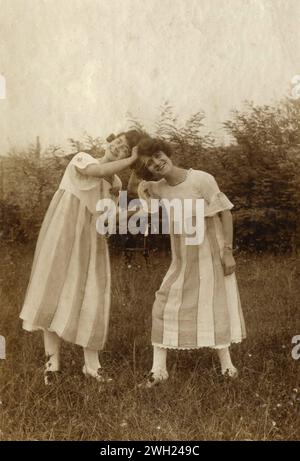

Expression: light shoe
xmin=82 ymin=365 xmax=113 ymax=383
xmin=44 ymin=359 xmax=61 ymax=385
xmin=138 ymin=371 xmax=169 ymax=389
xmin=222 ymin=366 xmax=239 ymax=379
xmin=44 ymin=369 xmax=62 ymax=385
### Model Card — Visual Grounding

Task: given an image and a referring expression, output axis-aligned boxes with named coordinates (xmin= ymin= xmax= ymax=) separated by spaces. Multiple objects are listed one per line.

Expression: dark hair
xmin=134 ymin=137 xmax=173 ymax=180
xmin=106 ymin=130 xmax=145 ymax=150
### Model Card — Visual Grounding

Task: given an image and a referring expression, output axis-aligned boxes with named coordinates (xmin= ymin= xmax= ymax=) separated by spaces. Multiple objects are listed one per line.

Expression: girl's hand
xmin=142 ymin=185 xmax=151 ymax=199
xmin=141 ymin=182 xmax=160 ymax=200
xmin=221 ymin=249 xmax=236 ymax=276
xmin=109 ymin=185 xmax=121 ymax=198
xmin=130 ymin=146 xmax=139 ymax=163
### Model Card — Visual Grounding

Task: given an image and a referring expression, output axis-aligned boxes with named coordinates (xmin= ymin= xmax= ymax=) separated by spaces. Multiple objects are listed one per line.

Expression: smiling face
xmin=105 ymin=134 xmax=130 ymax=161
xmin=141 ymin=151 xmax=173 ymax=178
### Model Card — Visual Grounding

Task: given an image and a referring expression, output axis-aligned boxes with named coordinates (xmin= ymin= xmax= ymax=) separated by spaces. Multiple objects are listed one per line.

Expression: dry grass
xmin=0 ymin=242 xmax=300 ymax=440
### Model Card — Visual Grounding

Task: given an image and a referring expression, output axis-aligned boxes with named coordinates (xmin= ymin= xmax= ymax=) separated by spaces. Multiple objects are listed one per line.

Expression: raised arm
xmin=79 ymin=147 xmax=138 ymax=178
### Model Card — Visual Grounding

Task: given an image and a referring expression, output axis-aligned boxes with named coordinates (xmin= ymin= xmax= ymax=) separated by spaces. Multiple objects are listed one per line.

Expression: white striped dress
xmin=138 ymin=169 xmax=246 ymax=349
xmin=20 ymin=153 xmax=121 ymax=351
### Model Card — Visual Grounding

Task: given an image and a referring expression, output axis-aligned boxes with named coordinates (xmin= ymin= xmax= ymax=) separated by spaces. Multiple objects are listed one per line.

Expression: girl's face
xmin=105 ymin=135 xmax=130 ymax=161
xmin=141 ymin=151 xmax=173 ymax=178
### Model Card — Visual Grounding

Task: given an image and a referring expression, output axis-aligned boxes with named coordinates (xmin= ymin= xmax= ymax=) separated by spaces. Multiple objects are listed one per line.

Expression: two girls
xmin=21 ymin=131 xmax=246 ymax=387
xmin=20 ymin=130 xmax=144 ymax=384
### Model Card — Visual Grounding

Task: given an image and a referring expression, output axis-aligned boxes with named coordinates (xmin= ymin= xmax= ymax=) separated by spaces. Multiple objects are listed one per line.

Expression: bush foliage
xmin=1 ymin=99 xmax=300 ymax=251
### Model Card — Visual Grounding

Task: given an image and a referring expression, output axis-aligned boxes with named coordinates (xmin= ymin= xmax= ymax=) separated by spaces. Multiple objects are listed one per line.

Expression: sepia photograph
xmin=0 ymin=0 xmax=300 ymax=445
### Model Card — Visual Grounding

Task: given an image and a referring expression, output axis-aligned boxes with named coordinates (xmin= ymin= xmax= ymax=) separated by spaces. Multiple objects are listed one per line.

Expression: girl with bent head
xmin=133 ymin=137 xmax=246 ymax=387
xmin=20 ymin=130 xmax=144 ymax=384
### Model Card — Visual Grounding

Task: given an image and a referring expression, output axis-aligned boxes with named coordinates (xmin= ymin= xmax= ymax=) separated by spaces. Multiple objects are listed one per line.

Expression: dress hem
xmin=21 ymin=321 xmax=104 ymax=351
xmin=152 ymin=338 xmax=246 ymax=350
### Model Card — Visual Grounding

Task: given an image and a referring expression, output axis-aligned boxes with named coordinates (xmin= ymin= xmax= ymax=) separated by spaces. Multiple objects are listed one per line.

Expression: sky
xmin=1 ymin=0 xmax=300 ymax=153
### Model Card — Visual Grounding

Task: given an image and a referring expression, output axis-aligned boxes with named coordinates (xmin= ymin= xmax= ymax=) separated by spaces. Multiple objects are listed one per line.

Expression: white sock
xmin=83 ymin=348 xmax=101 ymax=375
xmin=151 ymin=346 xmax=168 ymax=379
xmin=217 ymin=347 xmax=236 ymax=375
xmin=43 ymin=330 xmax=61 ymax=372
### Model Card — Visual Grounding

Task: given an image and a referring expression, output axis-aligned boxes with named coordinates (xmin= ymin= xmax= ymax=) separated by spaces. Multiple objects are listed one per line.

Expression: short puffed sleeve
xmin=67 ymin=152 xmax=100 ymax=191
xmin=191 ymin=170 xmax=234 ymax=217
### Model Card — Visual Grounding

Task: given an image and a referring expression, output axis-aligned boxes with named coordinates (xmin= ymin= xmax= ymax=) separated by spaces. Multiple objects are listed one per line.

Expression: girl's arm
xmin=196 ymin=171 xmax=236 ymax=276
xmin=220 ymin=210 xmax=236 ymax=276
xmin=127 ymin=170 xmax=141 ymax=197
xmin=79 ymin=147 xmax=138 ymax=178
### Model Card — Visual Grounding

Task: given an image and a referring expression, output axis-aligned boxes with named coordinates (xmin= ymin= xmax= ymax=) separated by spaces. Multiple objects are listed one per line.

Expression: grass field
xmin=0 ymin=242 xmax=300 ymax=441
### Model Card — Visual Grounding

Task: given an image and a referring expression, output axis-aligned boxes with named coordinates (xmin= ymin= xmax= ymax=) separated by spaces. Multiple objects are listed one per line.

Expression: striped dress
xmin=20 ymin=153 xmax=121 ymax=351
xmin=138 ymin=169 xmax=246 ymax=349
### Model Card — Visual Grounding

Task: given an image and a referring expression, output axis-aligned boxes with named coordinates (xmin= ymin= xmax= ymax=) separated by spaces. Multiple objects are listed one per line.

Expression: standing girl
xmin=20 ymin=130 xmax=143 ymax=384
xmin=134 ymin=137 xmax=246 ymax=387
